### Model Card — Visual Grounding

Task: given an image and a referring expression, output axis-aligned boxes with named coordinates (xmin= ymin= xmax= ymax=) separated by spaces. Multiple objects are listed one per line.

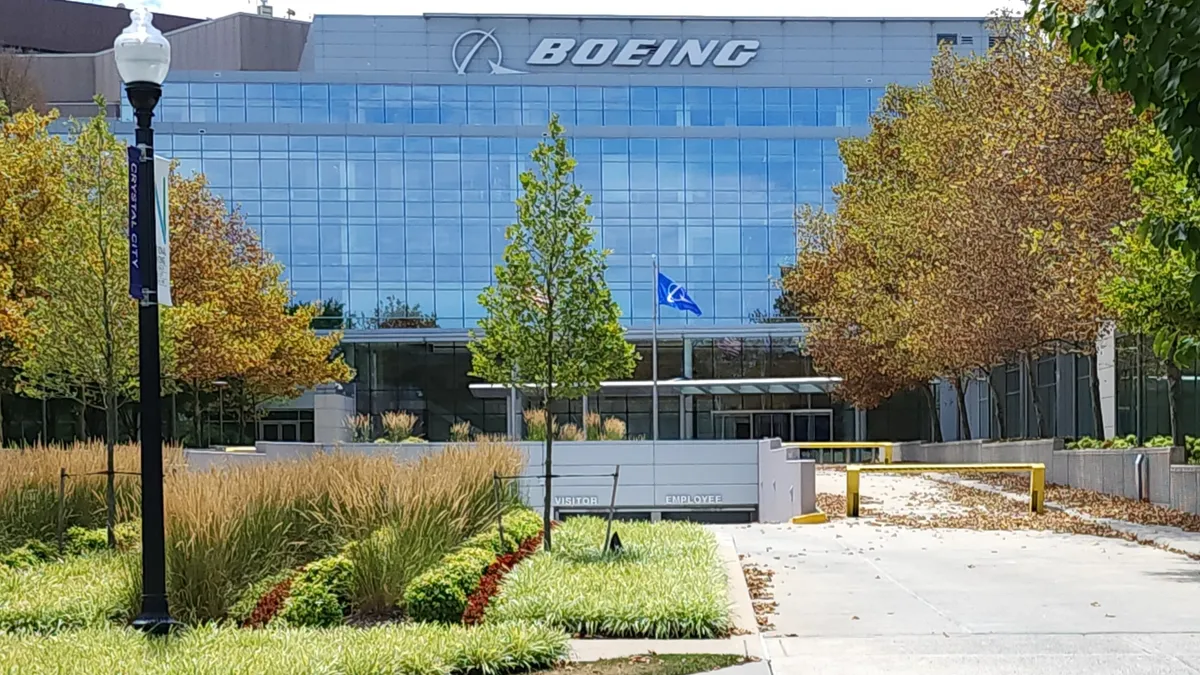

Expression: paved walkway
xmin=717 ymin=471 xmax=1200 ymax=675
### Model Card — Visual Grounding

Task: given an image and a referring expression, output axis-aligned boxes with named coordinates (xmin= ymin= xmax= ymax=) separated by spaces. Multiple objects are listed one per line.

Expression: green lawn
xmin=0 ymin=621 xmax=568 ymax=675
xmin=485 ymin=518 xmax=731 ymax=638
xmin=0 ymin=551 xmax=134 ymax=634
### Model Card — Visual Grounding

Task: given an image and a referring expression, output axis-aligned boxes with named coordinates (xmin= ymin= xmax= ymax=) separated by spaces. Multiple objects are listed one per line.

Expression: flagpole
xmin=651 ymin=254 xmax=659 ymax=442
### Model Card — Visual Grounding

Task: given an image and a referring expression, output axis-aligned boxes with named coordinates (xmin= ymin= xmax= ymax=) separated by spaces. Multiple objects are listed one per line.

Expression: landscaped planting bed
xmin=485 ymin=518 xmax=731 ymax=639
xmin=0 ymin=551 xmax=135 ymax=634
xmin=0 ymin=622 xmax=568 ymax=675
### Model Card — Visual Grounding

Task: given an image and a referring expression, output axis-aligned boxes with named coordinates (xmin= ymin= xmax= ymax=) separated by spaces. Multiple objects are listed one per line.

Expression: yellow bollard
xmin=1030 ymin=465 xmax=1046 ymax=514
xmin=882 ymin=443 xmax=893 ymax=464
xmin=846 ymin=467 xmax=861 ymax=517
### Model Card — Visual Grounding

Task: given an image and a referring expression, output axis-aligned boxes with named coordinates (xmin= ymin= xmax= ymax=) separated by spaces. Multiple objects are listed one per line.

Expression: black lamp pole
xmin=126 ymin=80 xmax=175 ymax=634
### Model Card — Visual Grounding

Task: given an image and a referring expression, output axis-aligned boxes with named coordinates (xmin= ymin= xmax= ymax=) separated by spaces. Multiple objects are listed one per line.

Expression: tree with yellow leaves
xmin=0 ymin=105 xmax=65 ymax=444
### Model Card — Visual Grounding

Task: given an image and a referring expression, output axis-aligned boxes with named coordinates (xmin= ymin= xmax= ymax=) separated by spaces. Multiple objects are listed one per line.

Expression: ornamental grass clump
xmin=584 ymin=412 xmax=603 ymax=440
xmin=450 ymin=421 xmax=473 ymax=442
xmin=602 ymin=417 xmax=626 ymax=440
xmin=0 ymin=442 xmax=182 ymax=552
xmin=346 ymin=414 xmax=372 ymax=442
xmin=381 ymin=411 xmax=419 ymax=442
xmin=557 ymin=423 xmax=585 ymax=441
xmin=523 ymin=409 xmax=556 ymax=441
xmin=162 ymin=441 xmax=524 ymax=623
xmin=486 ymin=517 xmax=731 ymax=638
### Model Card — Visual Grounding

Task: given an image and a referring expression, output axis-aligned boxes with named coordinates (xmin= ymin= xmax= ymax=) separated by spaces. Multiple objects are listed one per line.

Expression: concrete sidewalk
xmin=717 ymin=471 xmax=1200 ymax=674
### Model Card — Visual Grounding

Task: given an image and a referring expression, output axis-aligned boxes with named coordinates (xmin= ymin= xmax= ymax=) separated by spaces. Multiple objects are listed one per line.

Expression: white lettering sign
xmin=554 ymin=496 xmax=599 ymax=506
xmin=454 ymin=30 xmax=760 ymax=74
xmin=665 ymin=494 xmax=725 ymax=505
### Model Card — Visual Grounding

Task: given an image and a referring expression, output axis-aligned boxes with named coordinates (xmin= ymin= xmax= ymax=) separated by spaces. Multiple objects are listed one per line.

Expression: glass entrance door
xmin=753 ymin=413 xmax=792 ymax=442
xmin=720 ymin=414 xmax=753 ymax=439
xmin=792 ymin=411 xmax=834 ymax=442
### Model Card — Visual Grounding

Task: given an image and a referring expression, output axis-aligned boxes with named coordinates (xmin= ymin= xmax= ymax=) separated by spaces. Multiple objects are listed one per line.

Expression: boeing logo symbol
xmin=452 ymin=29 xmax=527 ymax=75
xmin=664 ymin=283 xmax=687 ymax=305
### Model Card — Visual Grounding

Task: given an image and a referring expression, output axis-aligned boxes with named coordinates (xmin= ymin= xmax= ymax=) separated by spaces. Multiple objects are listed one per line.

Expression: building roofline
xmin=416 ymin=12 xmax=989 ymax=21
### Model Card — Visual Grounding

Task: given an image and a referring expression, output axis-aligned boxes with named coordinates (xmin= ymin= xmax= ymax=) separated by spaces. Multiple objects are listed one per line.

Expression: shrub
xmin=346 ymin=414 xmax=372 ymax=442
xmin=0 ymin=621 xmax=570 ymax=674
xmin=486 ymin=517 xmax=731 ymax=639
xmin=450 ymin=421 xmax=472 ymax=442
xmin=1066 ymin=434 xmax=1138 ymax=450
xmin=0 ymin=551 xmax=133 ymax=634
xmin=278 ymin=554 xmax=354 ymax=627
xmin=381 ymin=411 xmax=419 ymax=442
xmin=65 ymin=527 xmax=108 ymax=555
xmin=0 ymin=442 xmax=182 ymax=553
xmin=523 ymin=409 xmax=556 ymax=441
xmin=464 ymin=509 xmax=544 ymax=555
xmin=165 ymin=441 xmax=523 ymax=623
xmin=0 ymin=540 xmax=55 ymax=571
xmin=557 ymin=423 xmax=585 ymax=441
xmin=404 ymin=546 xmax=495 ymax=623
xmin=229 ymin=570 xmax=295 ymax=626
xmin=602 ymin=417 xmax=626 ymax=440
xmin=113 ymin=521 xmax=140 ymax=550
xmin=463 ymin=530 xmax=545 ymax=625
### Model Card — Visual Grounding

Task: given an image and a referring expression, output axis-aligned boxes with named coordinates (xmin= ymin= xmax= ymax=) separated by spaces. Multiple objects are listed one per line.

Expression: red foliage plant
xmin=461 ymin=529 xmax=548 ymax=625
xmin=245 ymin=576 xmax=294 ymax=628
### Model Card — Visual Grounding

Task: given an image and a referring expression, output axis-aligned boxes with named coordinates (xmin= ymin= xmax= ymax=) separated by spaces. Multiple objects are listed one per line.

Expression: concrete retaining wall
xmin=185 ymin=439 xmax=820 ymax=522
xmin=1170 ymin=466 xmax=1200 ymax=514
xmin=895 ymin=439 xmax=1175 ymax=506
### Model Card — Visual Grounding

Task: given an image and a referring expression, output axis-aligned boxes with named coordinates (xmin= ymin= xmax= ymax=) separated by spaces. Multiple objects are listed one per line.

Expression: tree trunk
xmin=952 ymin=376 xmax=972 ymax=440
xmin=542 ymin=398 xmax=554 ymax=552
xmin=104 ymin=393 xmax=117 ymax=548
xmin=1166 ymin=337 xmax=1184 ymax=448
xmin=921 ymin=383 xmax=943 ymax=443
xmin=193 ymin=384 xmax=202 ymax=449
xmin=76 ymin=401 xmax=85 ymax=441
xmin=1024 ymin=352 xmax=1046 ymax=438
xmin=985 ymin=371 xmax=1005 ymax=439
xmin=1088 ymin=352 xmax=1106 ymax=441
xmin=0 ymin=391 xmax=7 ymax=448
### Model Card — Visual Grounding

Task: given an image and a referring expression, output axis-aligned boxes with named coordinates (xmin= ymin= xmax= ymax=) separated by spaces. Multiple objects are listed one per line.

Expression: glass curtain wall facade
xmin=103 ymin=15 xmax=989 ymax=443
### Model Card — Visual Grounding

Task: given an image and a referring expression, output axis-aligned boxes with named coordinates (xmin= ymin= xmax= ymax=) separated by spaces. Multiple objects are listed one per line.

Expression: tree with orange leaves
xmin=168 ymin=172 xmax=352 ymax=444
xmin=785 ymin=18 xmax=1135 ymax=440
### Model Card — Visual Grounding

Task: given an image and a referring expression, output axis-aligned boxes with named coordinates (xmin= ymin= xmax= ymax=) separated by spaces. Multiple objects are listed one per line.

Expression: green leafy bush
xmin=486 ymin=517 xmax=731 ymax=639
xmin=113 ymin=521 xmax=140 ymax=550
xmin=404 ymin=546 xmax=495 ymax=623
xmin=1066 ymin=435 xmax=1138 ymax=450
xmin=0 ymin=540 xmax=55 ymax=571
xmin=0 ymin=621 xmax=569 ymax=674
xmin=65 ymin=527 xmax=108 ymax=555
xmin=464 ymin=509 xmax=543 ymax=554
xmin=278 ymin=554 xmax=354 ymax=627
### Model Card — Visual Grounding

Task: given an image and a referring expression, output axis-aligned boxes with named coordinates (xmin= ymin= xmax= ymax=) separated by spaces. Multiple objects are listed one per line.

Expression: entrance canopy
xmin=468 ymin=376 xmax=842 ymax=398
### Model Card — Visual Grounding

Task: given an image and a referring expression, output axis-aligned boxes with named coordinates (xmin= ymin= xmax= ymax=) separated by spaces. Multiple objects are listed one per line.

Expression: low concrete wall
xmin=183 ymin=449 xmax=269 ymax=471
xmin=758 ymin=440 xmax=817 ymax=523
xmin=895 ymin=439 xmax=1174 ymax=506
xmin=1170 ymin=466 xmax=1200 ymax=514
xmin=238 ymin=439 xmax=767 ymax=518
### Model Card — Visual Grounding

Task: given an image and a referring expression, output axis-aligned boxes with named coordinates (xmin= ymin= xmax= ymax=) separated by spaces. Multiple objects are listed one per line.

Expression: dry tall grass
xmin=162 ymin=440 xmax=524 ymax=622
xmin=0 ymin=442 xmax=183 ymax=551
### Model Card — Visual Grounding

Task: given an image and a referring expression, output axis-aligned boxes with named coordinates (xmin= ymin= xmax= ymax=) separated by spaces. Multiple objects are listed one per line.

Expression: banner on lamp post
xmin=127 ymin=146 xmax=141 ymax=301
xmin=127 ymin=148 xmax=172 ymax=305
xmin=154 ymin=155 xmax=172 ymax=306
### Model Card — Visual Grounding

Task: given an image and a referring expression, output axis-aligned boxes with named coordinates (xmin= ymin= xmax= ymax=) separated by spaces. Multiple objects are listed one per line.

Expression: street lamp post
xmin=114 ymin=7 xmax=175 ymax=634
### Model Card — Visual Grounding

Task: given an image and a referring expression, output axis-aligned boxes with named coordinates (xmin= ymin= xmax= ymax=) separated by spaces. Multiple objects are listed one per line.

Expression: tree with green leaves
xmin=17 ymin=112 xmax=175 ymax=546
xmin=1102 ymin=122 xmax=1200 ymax=447
xmin=1033 ymin=0 xmax=1200 ymax=298
xmin=469 ymin=115 xmax=636 ymax=550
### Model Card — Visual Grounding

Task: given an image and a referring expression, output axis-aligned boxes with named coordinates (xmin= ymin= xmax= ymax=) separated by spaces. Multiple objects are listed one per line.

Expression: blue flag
xmin=657 ymin=272 xmax=703 ymax=316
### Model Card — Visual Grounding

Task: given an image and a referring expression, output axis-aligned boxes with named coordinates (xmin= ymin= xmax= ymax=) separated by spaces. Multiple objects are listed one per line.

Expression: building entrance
xmin=714 ymin=410 xmax=834 ymax=442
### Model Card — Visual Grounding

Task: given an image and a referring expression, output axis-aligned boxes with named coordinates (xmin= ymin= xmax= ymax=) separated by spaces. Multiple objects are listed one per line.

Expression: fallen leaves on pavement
xmin=742 ymin=563 xmax=776 ymax=632
xmin=962 ymin=472 xmax=1200 ymax=533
